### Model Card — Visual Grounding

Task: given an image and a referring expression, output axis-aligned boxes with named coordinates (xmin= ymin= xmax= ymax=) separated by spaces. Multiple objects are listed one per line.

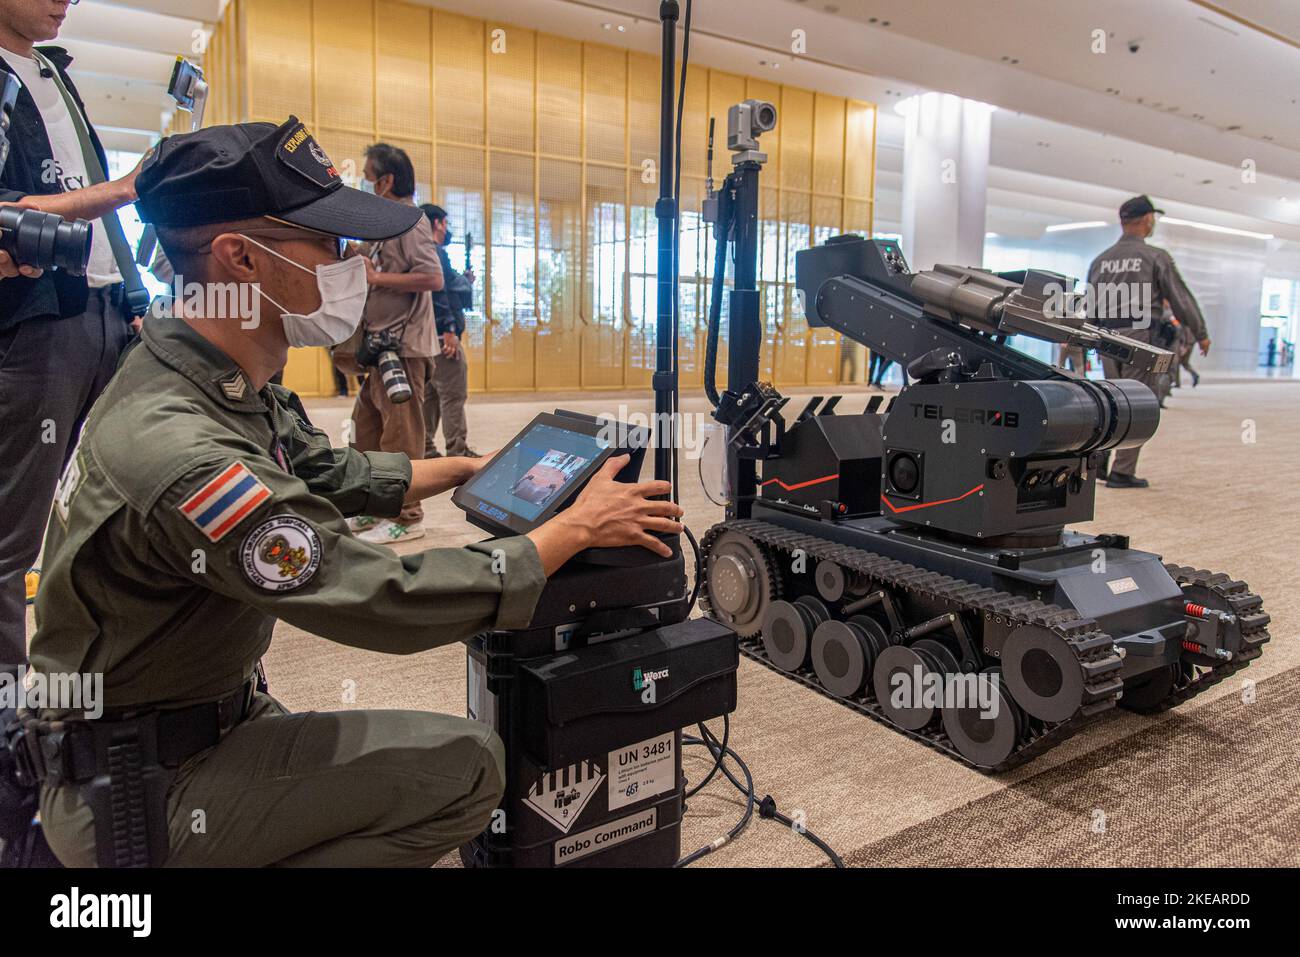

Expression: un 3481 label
xmin=608 ymin=731 xmax=675 ymax=811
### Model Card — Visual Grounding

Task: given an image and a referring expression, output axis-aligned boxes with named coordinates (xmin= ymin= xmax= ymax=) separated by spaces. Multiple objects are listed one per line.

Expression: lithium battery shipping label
xmin=525 ymin=761 xmax=604 ymax=833
xmin=608 ymin=731 xmax=675 ymax=811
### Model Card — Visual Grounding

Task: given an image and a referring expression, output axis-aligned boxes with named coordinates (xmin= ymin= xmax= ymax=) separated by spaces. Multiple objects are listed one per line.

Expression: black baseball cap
xmin=1119 ymin=194 xmax=1164 ymax=221
xmin=135 ymin=116 xmax=422 ymax=241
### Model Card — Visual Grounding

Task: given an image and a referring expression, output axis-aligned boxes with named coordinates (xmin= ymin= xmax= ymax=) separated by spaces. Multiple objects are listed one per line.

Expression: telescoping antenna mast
xmin=654 ymin=1 xmax=682 ymax=490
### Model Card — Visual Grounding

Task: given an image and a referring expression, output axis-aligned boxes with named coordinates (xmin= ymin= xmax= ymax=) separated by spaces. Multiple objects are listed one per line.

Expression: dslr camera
xmin=1 ymin=70 xmax=93 ymax=276
xmin=356 ymin=328 xmax=412 ymax=404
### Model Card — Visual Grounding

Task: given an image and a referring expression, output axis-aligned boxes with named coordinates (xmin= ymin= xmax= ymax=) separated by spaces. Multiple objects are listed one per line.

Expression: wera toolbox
xmin=461 ymin=615 xmax=738 ymax=868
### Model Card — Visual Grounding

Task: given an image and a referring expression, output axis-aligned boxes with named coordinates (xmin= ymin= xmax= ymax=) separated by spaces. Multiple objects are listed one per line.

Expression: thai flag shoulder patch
xmin=178 ymin=461 xmax=273 ymax=543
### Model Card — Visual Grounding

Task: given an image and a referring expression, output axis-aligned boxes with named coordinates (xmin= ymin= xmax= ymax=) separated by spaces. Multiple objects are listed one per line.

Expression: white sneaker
xmin=346 ymin=515 xmax=381 ymax=533
xmin=357 ymin=520 xmax=426 ymax=545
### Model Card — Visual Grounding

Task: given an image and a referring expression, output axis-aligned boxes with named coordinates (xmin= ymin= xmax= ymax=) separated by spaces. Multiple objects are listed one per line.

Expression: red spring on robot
xmin=1182 ymin=639 xmax=1205 ymax=654
xmin=1184 ymin=602 xmax=1208 ymax=619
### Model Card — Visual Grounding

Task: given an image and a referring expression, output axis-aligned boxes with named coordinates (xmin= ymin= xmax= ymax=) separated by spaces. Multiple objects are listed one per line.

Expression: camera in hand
xmin=1 ymin=70 xmax=94 ymax=276
xmin=356 ymin=328 xmax=411 ymax=403
xmin=0 ymin=206 xmax=93 ymax=276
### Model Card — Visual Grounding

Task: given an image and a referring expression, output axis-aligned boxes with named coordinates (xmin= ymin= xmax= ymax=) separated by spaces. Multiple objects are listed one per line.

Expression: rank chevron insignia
xmin=221 ymin=374 xmax=248 ymax=401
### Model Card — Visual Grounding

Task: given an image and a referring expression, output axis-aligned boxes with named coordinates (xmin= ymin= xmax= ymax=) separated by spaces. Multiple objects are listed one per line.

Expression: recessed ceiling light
xmin=1162 ymin=217 xmax=1273 ymax=240
xmin=1045 ymin=221 xmax=1108 ymax=233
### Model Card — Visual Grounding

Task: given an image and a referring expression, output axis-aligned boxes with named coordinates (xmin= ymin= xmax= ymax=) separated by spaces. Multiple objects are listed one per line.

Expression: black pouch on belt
xmin=15 ymin=679 xmax=255 ymax=867
xmin=79 ymin=716 xmax=175 ymax=868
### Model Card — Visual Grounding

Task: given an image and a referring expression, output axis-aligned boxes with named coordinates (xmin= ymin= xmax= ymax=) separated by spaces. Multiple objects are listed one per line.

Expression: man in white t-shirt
xmin=0 ymin=0 xmax=145 ymax=684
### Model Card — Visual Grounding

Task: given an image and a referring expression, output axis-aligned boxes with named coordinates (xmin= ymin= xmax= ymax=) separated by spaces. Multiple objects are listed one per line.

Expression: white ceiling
xmin=40 ymin=0 xmax=1300 ymax=254
xmin=819 ymin=0 xmax=1300 ymax=153
xmin=52 ymin=0 xmax=219 ymax=152
xmin=506 ymin=0 xmax=1300 ymax=245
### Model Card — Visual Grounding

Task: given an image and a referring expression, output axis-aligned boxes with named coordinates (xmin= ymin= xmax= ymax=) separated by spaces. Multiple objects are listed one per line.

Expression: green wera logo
xmin=632 ymin=667 xmax=669 ymax=691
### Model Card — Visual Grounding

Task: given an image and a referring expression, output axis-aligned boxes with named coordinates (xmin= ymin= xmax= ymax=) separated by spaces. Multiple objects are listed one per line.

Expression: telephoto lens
xmin=0 ymin=206 xmax=93 ymax=276
xmin=376 ymin=349 xmax=412 ymax=403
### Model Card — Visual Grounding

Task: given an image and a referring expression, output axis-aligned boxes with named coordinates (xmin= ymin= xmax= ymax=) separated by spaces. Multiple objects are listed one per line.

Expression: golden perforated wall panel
xmin=210 ymin=1 xmax=875 ymax=396
xmin=435 ymin=13 xmax=485 ymax=146
xmin=245 ymin=0 xmax=312 ymax=122
xmin=486 ymin=25 xmax=534 ymax=154
xmin=377 ymin=3 xmax=432 ymax=140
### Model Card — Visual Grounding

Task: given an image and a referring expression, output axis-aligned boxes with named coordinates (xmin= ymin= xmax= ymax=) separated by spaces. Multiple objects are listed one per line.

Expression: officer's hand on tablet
xmin=563 ymin=455 xmax=683 ymax=558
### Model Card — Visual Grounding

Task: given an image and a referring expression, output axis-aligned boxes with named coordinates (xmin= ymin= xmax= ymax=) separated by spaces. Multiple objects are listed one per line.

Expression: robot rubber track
xmin=699 ymin=519 xmax=1271 ymax=773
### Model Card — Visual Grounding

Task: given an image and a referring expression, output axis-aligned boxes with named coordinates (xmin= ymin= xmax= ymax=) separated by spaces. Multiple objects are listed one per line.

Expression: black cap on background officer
xmin=1119 ymin=194 xmax=1164 ymax=224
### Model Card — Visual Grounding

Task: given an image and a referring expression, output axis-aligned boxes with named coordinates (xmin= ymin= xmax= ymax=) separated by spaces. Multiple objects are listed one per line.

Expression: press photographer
xmin=0 ymin=0 xmax=148 ymax=686
xmin=346 ymin=142 xmax=444 ymax=544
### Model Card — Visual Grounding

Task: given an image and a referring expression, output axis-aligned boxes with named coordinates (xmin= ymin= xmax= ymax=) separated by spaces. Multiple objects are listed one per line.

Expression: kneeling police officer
xmin=9 ymin=118 xmax=681 ymax=867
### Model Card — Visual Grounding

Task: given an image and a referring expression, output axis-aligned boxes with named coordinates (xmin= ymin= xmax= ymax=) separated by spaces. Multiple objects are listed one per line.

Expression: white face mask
xmin=243 ymin=235 xmax=369 ymax=348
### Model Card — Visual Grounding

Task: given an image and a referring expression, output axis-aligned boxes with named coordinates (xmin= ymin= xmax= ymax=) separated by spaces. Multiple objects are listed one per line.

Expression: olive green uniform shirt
xmin=30 ymin=314 xmax=545 ymax=714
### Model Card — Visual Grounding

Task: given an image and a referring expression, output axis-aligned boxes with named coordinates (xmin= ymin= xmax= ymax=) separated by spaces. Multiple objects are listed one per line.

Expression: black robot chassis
xmin=698 ymin=159 xmax=1271 ymax=772
xmin=700 ymin=519 xmax=1271 ymax=772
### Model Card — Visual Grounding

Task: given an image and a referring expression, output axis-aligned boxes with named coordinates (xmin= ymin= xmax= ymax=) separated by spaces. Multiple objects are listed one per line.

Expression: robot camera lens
xmin=888 ymin=453 xmax=920 ymax=494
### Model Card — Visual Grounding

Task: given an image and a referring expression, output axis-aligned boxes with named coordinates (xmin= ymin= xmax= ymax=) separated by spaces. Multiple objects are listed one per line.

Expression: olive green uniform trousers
xmin=40 ymin=694 xmax=504 ymax=867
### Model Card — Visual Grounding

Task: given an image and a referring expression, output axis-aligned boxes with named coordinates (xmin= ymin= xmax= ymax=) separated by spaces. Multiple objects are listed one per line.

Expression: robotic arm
xmin=795 ymin=235 xmax=1172 ymax=382
xmin=788 ymin=235 xmax=1171 ymax=540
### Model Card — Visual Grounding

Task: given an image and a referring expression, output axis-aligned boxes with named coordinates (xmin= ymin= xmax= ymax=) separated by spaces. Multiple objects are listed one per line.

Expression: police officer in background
xmin=12 ymin=118 xmax=682 ymax=867
xmin=1087 ymin=195 xmax=1211 ymax=488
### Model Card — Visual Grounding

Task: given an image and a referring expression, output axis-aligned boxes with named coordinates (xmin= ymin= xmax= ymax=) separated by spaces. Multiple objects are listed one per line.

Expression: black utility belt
xmin=6 ymin=679 xmax=255 ymax=790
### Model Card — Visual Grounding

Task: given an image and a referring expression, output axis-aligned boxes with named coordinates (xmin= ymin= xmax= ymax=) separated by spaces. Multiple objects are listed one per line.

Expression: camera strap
xmin=32 ymin=50 xmax=151 ymax=320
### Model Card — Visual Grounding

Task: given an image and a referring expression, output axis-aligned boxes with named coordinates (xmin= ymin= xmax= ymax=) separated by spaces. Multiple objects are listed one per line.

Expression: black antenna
xmin=705 ymin=117 xmax=715 ymax=195
xmin=653 ymin=1 xmax=680 ymax=487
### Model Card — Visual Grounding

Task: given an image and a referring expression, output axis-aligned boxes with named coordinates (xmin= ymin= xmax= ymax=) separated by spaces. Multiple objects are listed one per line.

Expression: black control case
xmin=461 ymin=616 xmax=738 ymax=868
